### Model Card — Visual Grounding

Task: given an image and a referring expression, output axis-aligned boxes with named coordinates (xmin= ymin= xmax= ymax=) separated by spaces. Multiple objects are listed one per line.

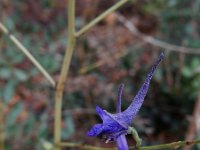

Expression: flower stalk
xmin=54 ymin=0 xmax=76 ymax=149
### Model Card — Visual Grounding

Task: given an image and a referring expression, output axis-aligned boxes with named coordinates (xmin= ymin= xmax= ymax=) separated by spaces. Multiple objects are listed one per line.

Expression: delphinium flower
xmin=88 ymin=53 xmax=164 ymax=150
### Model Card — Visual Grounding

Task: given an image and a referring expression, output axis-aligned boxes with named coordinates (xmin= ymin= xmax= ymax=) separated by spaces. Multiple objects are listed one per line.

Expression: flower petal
xmin=89 ymin=106 xmax=129 ymax=140
xmin=96 ymin=106 xmax=111 ymax=123
xmin=122 ymin=52 xmax=164 ymax=124
xmin=87 ymin=124 xmax=103 ymax=136
xmin=117 ymin=135 xmax=129 ymax=150
xmin=96 ymin=106 xmax=128 ymax=129
xmin=117 ymin=84 xmax=124 ymax=113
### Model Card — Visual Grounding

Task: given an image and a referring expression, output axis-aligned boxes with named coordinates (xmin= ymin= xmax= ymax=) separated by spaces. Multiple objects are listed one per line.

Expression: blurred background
xmin=1 ymin=0 xmax=200 ymax=149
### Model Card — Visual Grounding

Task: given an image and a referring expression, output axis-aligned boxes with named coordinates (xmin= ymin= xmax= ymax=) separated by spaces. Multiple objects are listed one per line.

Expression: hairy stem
xmin=75 ymin=0 xmax=128 ymax=37
xmin=54 ymin=0 xmax=76 ymax=149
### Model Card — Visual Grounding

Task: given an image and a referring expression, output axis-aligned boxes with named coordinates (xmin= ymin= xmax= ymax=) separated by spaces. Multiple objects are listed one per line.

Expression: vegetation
xmin=1 ymin=0 xmax=200 ymax=149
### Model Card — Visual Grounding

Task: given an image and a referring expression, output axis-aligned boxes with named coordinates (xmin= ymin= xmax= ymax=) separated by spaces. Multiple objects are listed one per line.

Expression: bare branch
xmin=0 ymin=22 xmax=55 ymax=87
xmin=116 ymin=13 xmax=200 ymax=55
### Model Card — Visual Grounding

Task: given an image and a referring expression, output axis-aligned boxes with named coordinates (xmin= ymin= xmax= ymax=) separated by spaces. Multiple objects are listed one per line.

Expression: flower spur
xmin=88 ymin=53 xmax=164 ymax=149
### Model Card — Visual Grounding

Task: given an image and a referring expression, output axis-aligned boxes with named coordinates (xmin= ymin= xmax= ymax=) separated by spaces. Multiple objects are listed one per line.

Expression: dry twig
xmin=184 ymin=93 xmax=200 ymax=150
xmin=116 ymin=13 xmax=200 ymax=54
xmin=0 ymin=23 xmax=55 ymax=87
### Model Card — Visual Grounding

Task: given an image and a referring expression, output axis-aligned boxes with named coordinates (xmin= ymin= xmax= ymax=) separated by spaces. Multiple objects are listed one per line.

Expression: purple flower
xmin=88 ymin=53 xmax=164 ymax=149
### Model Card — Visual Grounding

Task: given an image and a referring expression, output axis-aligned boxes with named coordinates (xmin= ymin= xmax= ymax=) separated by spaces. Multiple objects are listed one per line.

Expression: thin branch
xmin=60 ymin=139 xmax=200 ymax=150
xmin=79 ymin=42 xmax=144 ymax=74
xmin=0 ymin=22 xmax=55 ymax=87
xmin=61 ymin=142 xmax=117 ymax=150
xmin=116 ymin=13 xmax=200 ymax=54
xmin=183 ymin=93 xmax=200 ymax=150
xmin=54 ymin=0 xmax=76 ymax=150
xmin=75 ymin=0 xmax=128 ymax=37
xmin=137 ymin=140 xmax=200 ymax=150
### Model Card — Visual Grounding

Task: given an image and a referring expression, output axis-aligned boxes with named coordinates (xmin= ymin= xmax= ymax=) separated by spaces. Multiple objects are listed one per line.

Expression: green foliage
xmin=3 ymin=80 xmax=17 ymax=103
xmin=6 ymin=103 xmax=23 ymax=127
xmin=62 ymin=115 xmax=75 ymax=139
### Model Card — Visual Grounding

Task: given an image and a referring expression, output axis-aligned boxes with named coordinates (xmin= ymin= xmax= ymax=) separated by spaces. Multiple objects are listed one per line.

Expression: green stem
xmin=137 ymin=140 xmax=200 ymax=150
xmin=61 ymin=142 xmax=117 ymax=150
xmin=0 ymin=23 xmax=55 ymax=87
xmin=128 ymin=127 xmax=142 ymax=147
xmin=54 ymin=0 xmax=76 ymax=150
xmin=60 ymin=140 xmax=200 ymax=150
xmin=75 ymin=0 xmax=128 ymax=37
